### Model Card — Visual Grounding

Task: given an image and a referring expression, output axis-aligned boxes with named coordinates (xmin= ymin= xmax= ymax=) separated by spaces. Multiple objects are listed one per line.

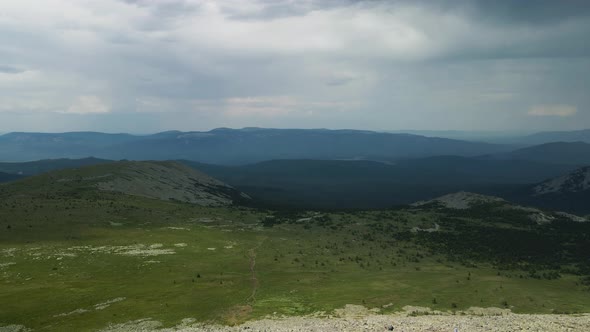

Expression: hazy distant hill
xmin=387 ymin=130 xmax=529 ymax=143
xmin=0 ymin=128 xmax=511 ymax=164
xmin=0 ymin=131 xmax=139 ymax=161
xmin=184 ymin=157 xmax=574 ymax=208
xmin=388 ymin=129 xmax=590 ymax=145
xmin=516 ymin=129 xmax=590 ymax=144
xmin=494 ymin=142 xmax=590 ymax=165
xmin=0 ymin=157 xmax=111 ymax=176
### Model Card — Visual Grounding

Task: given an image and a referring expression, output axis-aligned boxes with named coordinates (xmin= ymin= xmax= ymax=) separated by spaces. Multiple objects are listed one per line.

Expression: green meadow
xmin=1 ymin=189 xmax=590 ymax=331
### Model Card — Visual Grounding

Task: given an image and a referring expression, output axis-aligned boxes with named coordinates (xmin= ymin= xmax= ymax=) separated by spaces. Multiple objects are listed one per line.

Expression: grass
xmin=1 ymin=184 xmax=590 ymax=330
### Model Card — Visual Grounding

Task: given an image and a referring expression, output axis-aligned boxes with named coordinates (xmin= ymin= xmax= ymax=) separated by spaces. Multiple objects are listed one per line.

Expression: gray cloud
xmin=0 ymin=0 xmax=589 ymax=133
xmin=457 ymin=0 xmax=590 ymax=25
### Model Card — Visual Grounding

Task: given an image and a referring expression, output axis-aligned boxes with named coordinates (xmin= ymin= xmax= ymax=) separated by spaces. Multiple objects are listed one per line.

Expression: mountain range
xmin=2 ymin=128 xmax=589 ymax=166
xmin=0 ymin=128 xmax=511 ymax=164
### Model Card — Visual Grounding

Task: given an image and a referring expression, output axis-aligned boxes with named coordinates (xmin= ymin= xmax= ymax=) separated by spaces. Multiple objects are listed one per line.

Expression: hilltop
xmin=0 ymin=161 xmax=250 ymax=207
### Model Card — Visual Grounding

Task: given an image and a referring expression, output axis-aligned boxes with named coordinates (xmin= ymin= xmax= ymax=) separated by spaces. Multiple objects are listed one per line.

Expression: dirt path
xmin=246 ymin=248 xmax=258 ymax=303
xmin=245 ymin=237 xmax=266 ymax=304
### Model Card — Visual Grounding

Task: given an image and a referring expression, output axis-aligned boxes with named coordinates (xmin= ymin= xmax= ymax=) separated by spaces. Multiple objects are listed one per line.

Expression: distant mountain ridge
xmin=0 ymin=128 xmax=511 ymax=164
xmin=386 ymin=128 xmax=590 ymax=145
xmin=490 ymin=141 xmax=590 ymax=165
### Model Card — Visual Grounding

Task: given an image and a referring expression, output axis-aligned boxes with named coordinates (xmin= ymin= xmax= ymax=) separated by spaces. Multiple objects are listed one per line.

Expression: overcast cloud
xmin=1 ymin=0 xmax=589 ymax=133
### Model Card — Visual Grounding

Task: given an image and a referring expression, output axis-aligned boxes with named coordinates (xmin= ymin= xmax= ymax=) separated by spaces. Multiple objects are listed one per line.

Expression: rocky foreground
xmin=98 ymin=306 xmax=590 ymax=332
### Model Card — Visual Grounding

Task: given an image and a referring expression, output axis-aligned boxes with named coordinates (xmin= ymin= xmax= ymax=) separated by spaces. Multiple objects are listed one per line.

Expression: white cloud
xmin=65 ymin=96 xmax=111 ymax=114
xmin=528 ymin=104 xmax=578 ymax=117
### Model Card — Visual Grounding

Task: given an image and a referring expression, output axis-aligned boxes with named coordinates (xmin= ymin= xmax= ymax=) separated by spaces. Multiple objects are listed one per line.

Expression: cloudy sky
xmin=1 ymin=0 xmax=589 ymax=133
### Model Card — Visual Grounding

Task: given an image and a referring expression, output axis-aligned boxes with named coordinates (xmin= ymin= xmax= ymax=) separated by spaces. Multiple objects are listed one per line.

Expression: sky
xmin=1 ymin=0 xmax=590 ymax=133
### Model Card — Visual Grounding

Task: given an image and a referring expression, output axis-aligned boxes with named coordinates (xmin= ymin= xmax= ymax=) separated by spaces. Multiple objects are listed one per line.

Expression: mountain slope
xmin=0 ymin=161 xmax=250 ymax=206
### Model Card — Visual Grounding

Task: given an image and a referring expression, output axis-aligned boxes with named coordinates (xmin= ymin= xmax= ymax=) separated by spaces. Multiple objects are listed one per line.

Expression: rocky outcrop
xmin=96 ymin=161 xmax=250 ymax=206
xmin=533 ymin=166 xmax=590 ymax=195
